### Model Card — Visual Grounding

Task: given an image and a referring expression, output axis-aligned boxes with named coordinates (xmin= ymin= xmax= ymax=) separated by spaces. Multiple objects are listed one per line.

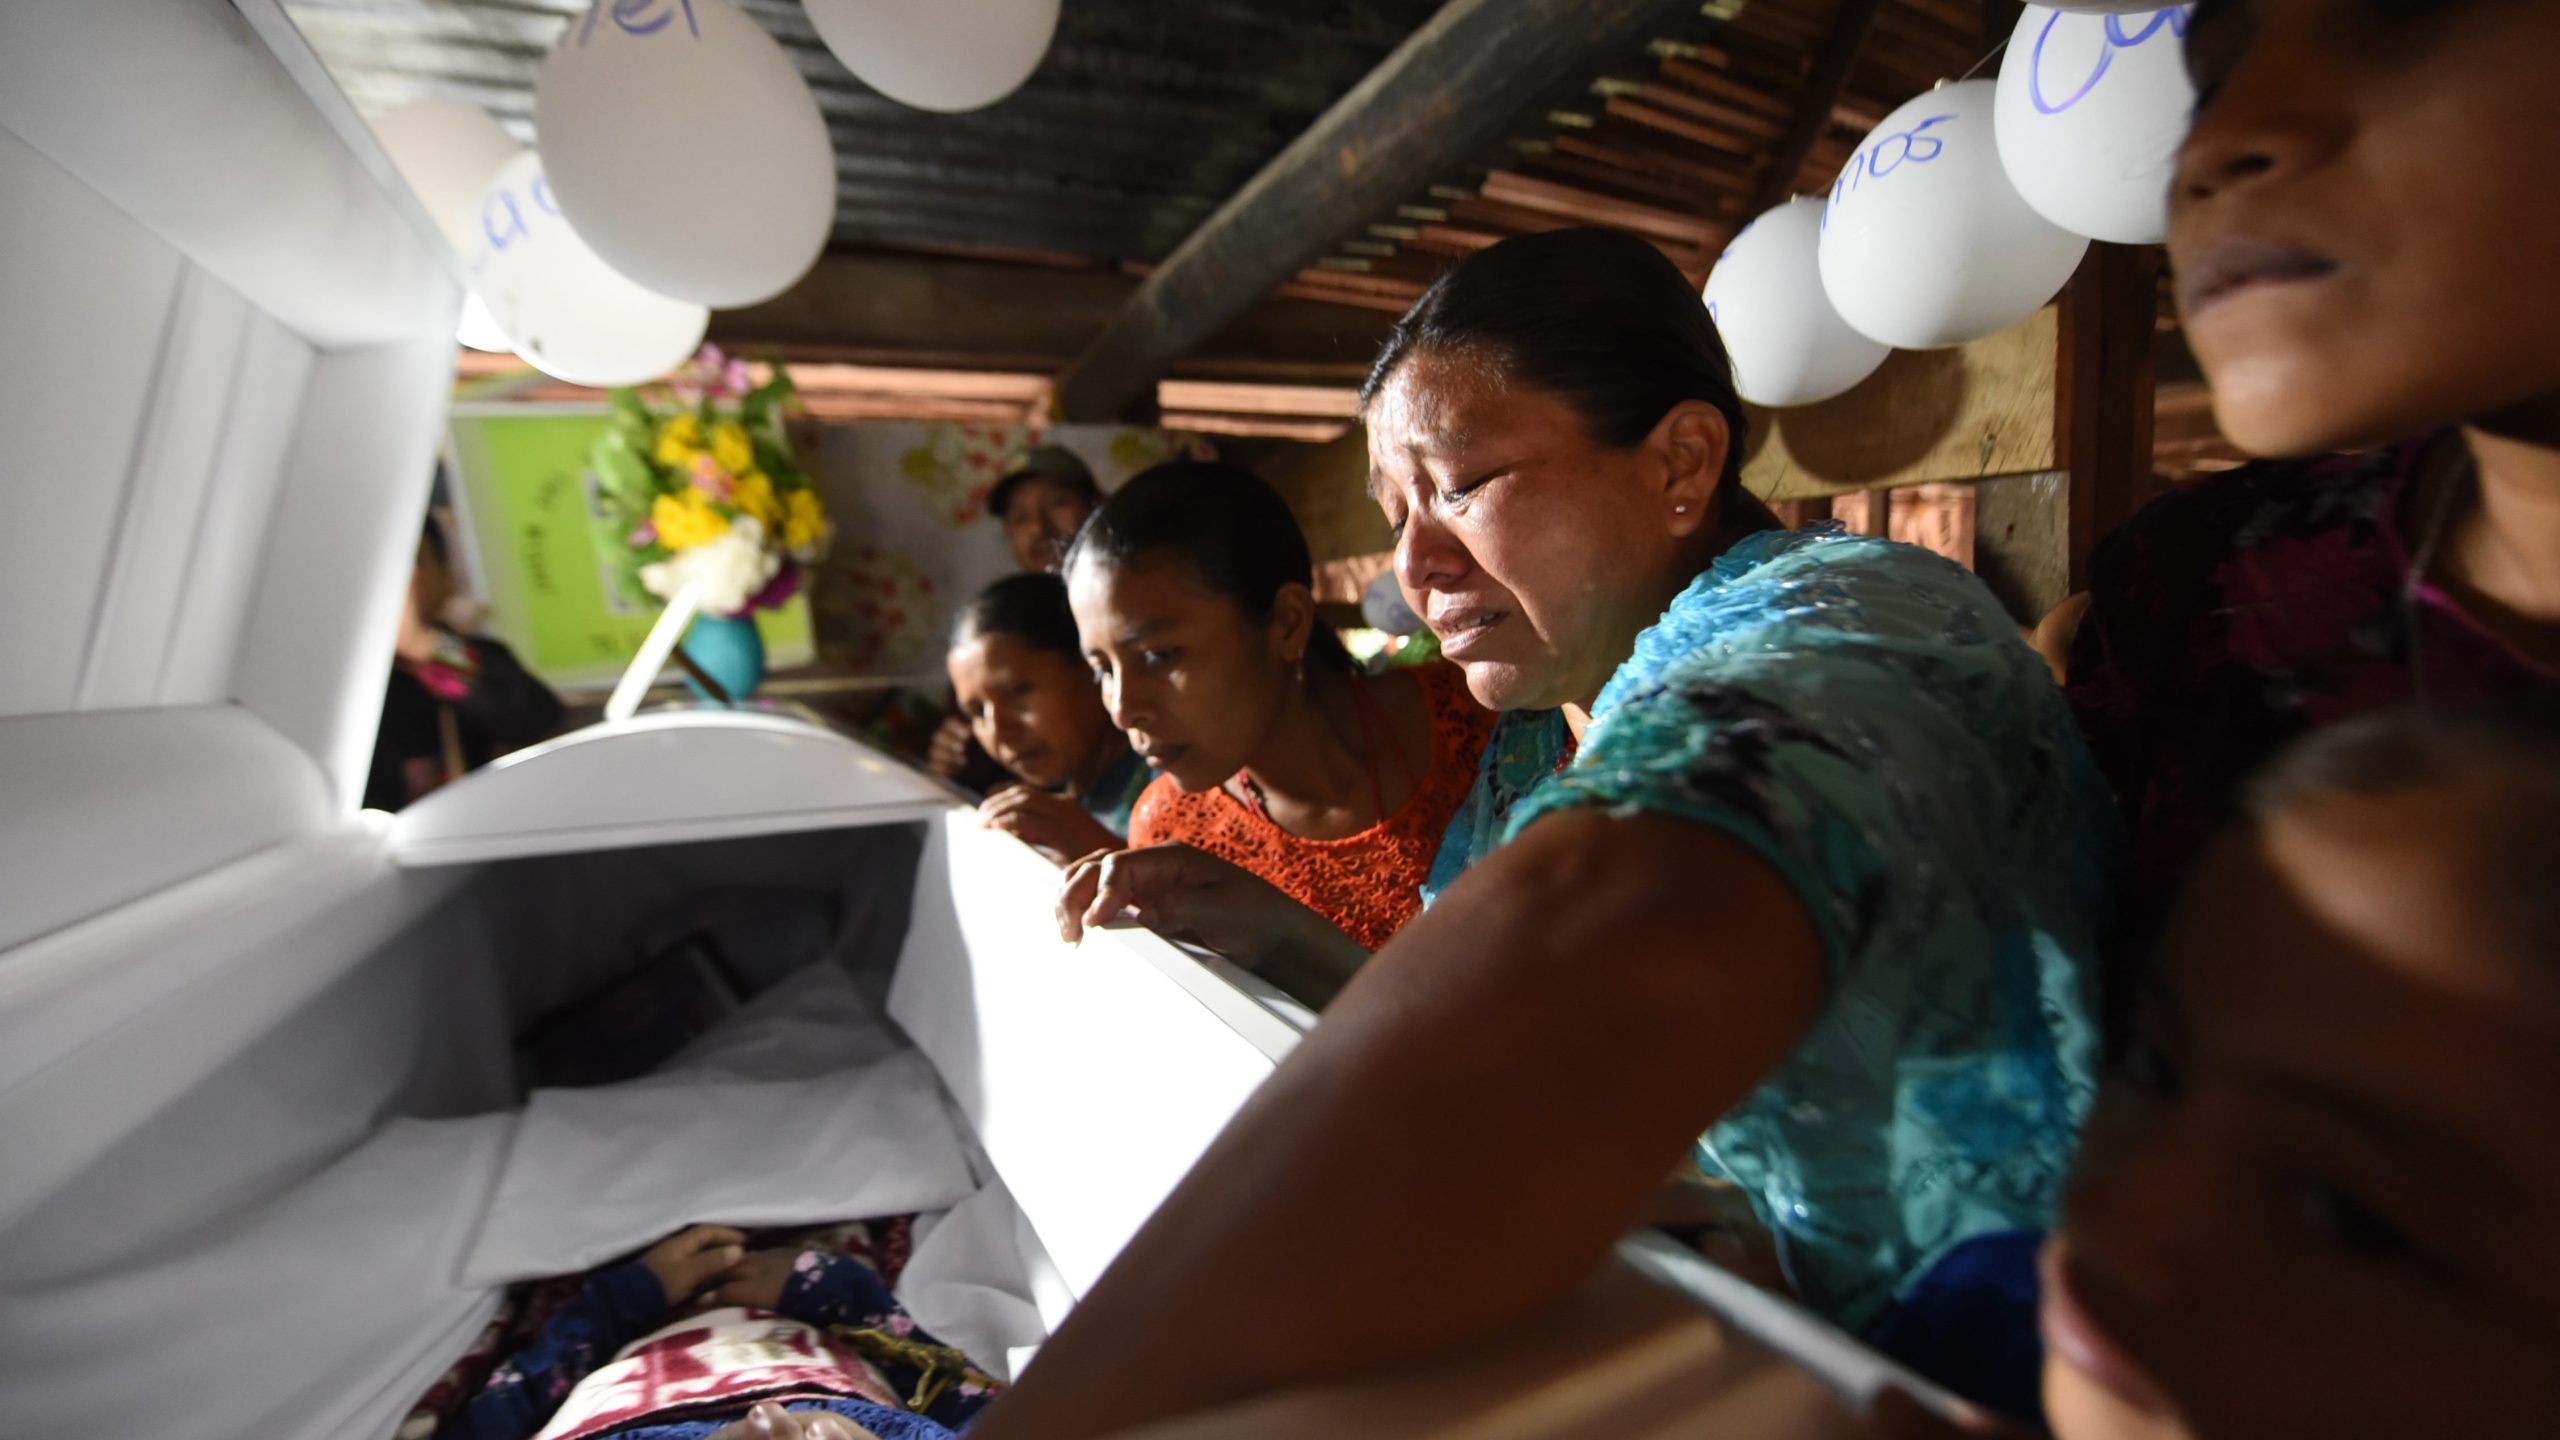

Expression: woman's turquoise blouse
xmin=1078 ymin=747 xmax=1154 ymax=839
xmin=1433 ymin=526 xmax=2112 ymax=1331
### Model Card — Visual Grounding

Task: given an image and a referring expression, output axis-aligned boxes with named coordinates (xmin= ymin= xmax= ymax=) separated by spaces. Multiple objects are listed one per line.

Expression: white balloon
xmin=536 ymin=0 xmax=836 ymax=308
xmin=456 ymin=292 xmax=512 ymax=353
xmin=370 ymin=98 xmax=522 ymax=249
xmin=1704 ymin=199 xmax=1891 ymax=408
xmin=805 ymin=0 xmax=1061 ymax=114
xmin=467 ymin=153 xmax=708 ymax=387
xmin=1818 ymin=81 xmax=2090 ymax=350
xmin=1996 ymin=7 xmax=2195 ymax=245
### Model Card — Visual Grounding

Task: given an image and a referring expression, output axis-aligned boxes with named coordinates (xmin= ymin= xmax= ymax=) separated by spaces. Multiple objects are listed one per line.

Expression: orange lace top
xmin=1127 ymin=662 xmax=1495 ymax=950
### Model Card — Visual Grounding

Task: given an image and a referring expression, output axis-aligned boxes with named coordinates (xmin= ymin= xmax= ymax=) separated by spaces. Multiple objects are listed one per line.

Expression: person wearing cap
xmin=990 ymin=444 xmax=1102 ymax=574
xmin=927 ymin=445 xmax=1104 ymax=781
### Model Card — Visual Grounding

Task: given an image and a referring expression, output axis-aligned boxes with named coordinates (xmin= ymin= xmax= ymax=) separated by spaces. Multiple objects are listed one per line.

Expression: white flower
xmin=638 ymin=516 xmax=779 ymax=616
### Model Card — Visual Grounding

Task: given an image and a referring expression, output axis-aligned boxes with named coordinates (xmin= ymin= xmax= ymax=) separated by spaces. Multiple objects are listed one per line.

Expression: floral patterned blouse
xmin=2067 ymin=439 xmax=2560 ymax=941
xmin=1492 ymin=527 xmax=2113 ymax=1332
xmin=1130 ymin=663 xmax=1495 ymax=950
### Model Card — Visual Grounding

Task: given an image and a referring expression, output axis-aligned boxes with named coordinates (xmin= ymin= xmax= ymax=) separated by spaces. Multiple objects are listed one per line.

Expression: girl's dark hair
xmin=951 ymin=572 xmax=1081 ymax=659
xmin=1062 ymin=459 xmax=1353 ymax=674
xmin=2245 ymin=698 xmax=2560 ymax=954
xmin=1361 ymin=227 xmax=1749 ymax=491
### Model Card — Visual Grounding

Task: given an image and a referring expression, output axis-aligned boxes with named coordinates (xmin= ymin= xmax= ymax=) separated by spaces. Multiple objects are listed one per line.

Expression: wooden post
xmin=1974 ymin=243 xmax=2159 ymax=623
xmin=2058 ymin=242 xmax=2161 ymax=592
xmin=1051 ymin=0 xmax=1710 ymax=423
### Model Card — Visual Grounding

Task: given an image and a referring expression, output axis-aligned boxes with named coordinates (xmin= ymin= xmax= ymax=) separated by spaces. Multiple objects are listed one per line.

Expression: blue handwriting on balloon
xmin=2029 ymin=6 xmax=2193 ymax=116
xmin=481 ymin=186 xmax=531 ymax=257
xmin=578 ymin=0 xmax=700 ymax=46
xmin=1823 ymin=113 xmax=1956 ymax=229
xmin=474 ymin=175 xmax=564 ymax=273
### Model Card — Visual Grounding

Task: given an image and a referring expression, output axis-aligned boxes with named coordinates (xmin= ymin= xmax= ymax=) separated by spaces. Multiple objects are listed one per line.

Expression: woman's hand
xmin=980 ymin=784 xmax=1123 ymax=860
xmin=1055 ymin=843 xmax=1303 ymax=960
xmin=1057 ymin=843 xmax=1374 ymax=1006
xmin=639 ymin=1224 xmax=746 ymax=1306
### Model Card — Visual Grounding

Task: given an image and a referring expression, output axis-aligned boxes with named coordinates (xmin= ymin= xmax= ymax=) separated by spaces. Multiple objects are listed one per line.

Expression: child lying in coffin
xmin=435 ymin=1223 xmax=994 ymax=1440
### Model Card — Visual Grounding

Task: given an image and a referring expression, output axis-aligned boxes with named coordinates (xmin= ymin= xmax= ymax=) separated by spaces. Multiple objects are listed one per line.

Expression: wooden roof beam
xmin=1052 ymin=0 xmax=1712 ymax=423
xmin=1750 ymin=0 xmax=1889 ymax=214
xmin=706 ymin=249 xmax=1395 ymax=382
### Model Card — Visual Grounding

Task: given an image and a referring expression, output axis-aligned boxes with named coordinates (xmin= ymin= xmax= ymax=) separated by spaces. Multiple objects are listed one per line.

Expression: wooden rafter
xmin=1749 ymin=0 xmax=1890 ymax=213
xmin=1051 ymin=0 xmax=1713 ymax=423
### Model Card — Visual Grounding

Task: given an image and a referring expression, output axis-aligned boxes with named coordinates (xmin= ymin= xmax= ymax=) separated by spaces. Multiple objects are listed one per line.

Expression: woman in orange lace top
xmin=1061 ymin=461 xmax=1493 ymax=977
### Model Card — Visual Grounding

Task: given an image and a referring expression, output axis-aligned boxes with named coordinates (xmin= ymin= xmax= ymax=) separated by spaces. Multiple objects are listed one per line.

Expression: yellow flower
xmin=710 ymin=421 xmax=755 ymax=476
xmin=732 ymin=470 xmax=783 ymax=529
xmin=651 ymin=489 xmax=729 ymax=550
xmin=783 ymin=488 xmax=829 ymax=552
xmin=653 ymin=414 xmax=704 ymax=469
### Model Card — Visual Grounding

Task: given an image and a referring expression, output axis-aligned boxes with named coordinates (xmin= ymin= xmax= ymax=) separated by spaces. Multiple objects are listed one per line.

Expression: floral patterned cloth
xmin=1130 ymin=663 xmax=1495 ymax=950
xmin=2067 ymin=438 xmax=2560 ymax=942
xmin=1499 ymin=527 xmax=2113 ymax=1332
xmin=441 ymin=1237 xmax=986 ymax=1440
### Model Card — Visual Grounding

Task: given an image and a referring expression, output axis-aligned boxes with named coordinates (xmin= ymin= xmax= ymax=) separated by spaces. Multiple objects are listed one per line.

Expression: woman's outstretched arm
xmin=970 ymin=807 xmax=1823 ymax=1440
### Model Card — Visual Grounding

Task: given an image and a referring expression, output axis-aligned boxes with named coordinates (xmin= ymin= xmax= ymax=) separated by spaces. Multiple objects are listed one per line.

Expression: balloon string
xmin=1956 ymin=36 xmax=2010 ymax=84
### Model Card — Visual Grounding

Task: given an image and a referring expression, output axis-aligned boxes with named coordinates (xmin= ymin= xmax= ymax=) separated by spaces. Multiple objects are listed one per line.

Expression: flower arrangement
xmin=587 ymin=345 xmax=834 ymax=618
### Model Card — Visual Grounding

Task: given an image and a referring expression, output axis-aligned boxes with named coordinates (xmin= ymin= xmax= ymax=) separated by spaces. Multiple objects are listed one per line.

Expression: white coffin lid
xmin=389 ymin=705 xmax=962 ymax=866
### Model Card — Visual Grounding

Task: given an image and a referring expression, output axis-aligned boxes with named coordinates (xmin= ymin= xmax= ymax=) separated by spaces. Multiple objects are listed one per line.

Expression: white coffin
xmin=0 ymin=7 xmax=1309 ymax=1436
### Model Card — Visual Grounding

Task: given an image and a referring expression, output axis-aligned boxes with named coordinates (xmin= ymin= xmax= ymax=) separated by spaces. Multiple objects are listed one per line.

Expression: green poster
xmin=445 ymin=406 xmax=814 ymax=690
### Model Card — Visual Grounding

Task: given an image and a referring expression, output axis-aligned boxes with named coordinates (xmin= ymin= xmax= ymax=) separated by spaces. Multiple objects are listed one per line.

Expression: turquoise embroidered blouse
xmin=1078 ymin=747 xmax=1154 ymax=839
xmin=1439 ymin=527 xmax=2111 ymax=1331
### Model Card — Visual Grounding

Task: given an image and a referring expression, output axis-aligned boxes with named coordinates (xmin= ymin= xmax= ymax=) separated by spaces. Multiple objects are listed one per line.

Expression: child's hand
xmin=709 ymin=1246 xmax=803 ymax=1311
xmin=640 ymin=1224 xmax=747 ymax=1305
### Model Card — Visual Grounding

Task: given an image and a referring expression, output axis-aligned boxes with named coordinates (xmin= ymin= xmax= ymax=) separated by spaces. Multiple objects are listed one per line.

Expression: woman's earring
xmin=1674 ymin=504 xmax=1690 ymax=515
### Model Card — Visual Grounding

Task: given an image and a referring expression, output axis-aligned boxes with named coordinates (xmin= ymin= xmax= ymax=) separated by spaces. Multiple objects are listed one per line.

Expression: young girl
xmin=1059 ymin=460 xmax=1495 ymax=992
xmin=2068 ymin=0 xmax=2560 ymax=937
xmin=2038 ymin=702 xmax=2560 ymax=1440
xmin=946 ymin=573 xmax=1150 ymax=862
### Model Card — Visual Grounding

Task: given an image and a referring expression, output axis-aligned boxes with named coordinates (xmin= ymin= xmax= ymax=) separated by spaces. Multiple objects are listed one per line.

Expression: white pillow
xmin=461 ymin=973 xmax=975 ymax=1286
